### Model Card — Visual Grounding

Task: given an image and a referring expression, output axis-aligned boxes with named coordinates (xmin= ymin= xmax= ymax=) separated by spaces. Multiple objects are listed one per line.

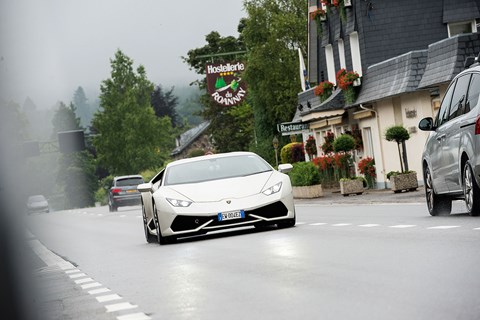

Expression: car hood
xmin=164 ymin=171 xmax=274 ymax=202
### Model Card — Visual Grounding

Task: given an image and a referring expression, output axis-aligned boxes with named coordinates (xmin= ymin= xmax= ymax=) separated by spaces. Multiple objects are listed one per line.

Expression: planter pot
xmin=340 ymin=179 xmax=364 ymax=196
xmin=293 ymin=184 xmax=323 ymax=199
xmin=390 ymin=172 xmax=418 ymax=193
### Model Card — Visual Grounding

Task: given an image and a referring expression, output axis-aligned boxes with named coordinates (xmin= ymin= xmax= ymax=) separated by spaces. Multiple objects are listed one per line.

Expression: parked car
xmin=419 ymin=56 xmax=480 ymax=216
xmin=27 ymin=195 xmax=49 ymax=214
xmin=108 ymin=175 xmax=144 ymax=212
xmin=137 ymin=151 xmax=295 ymax=244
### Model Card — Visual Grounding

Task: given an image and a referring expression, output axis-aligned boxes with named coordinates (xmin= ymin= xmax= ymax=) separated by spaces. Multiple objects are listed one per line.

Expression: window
xmin=448 ymin=21 xmax=477 ymax=37
xmin=338 ymin=39 xmax=346 ymax=69
xmin=436 ymin=80 xmax=456 ymax=127
xmin=448 ymin=74 xmax=471 ymax=120
xmin=466 ymin=73 xmax=480 ymax=112
xmin=349 ymin=32 xmax=363 ymax=76
xmin=362 ymin=127 xmax=374 ymax=158
xmin=325 ymin=44 xmax=336 ymax=84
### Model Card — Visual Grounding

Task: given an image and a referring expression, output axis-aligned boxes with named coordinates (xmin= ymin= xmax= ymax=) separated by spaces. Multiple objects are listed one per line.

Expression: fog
xmin=0 ymin=0 xmax=244 ymax=109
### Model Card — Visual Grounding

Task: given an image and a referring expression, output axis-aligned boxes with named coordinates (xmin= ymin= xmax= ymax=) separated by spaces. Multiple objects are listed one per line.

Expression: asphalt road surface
xmin=25 ymin=201 xmax=480 ymax=320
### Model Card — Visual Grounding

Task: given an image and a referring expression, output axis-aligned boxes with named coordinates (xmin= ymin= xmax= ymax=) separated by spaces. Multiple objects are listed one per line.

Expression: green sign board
xmin=277 ymin=122 xmax=309 ymax=134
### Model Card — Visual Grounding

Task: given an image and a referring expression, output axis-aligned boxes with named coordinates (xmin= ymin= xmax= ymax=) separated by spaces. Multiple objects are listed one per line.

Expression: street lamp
xmin=272 ymin=136 xmax=279 ymax=168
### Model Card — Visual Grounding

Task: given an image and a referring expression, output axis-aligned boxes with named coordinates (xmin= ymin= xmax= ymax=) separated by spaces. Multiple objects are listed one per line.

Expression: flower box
xmin=390 ymin=172 xmax=418 ymax=193
xmin=293 ymin=184 xmax=324 ymax=199
xmin=340 ymin=179 xmax=364 ymax=196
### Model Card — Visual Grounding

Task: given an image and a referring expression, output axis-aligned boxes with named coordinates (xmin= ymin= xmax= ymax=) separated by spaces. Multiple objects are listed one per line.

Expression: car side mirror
xmin=137 ymin=183 xmax=153 ymax=193
xmin=418 ymin=117 xmax=435 ymax=131
xmin=278 ymin=163 xmax=293 ymax=174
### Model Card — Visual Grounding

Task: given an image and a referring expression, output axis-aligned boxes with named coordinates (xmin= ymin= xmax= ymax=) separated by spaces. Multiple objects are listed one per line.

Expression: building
xmin=171 ymin=121 xmax=213 ymax=160
xmin=297 ymin=0 xmax=480 ymax=188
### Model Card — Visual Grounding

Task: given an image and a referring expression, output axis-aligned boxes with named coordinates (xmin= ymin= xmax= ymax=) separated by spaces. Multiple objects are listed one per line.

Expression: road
xmin=26 ymin=201 xmax=480 ymax=320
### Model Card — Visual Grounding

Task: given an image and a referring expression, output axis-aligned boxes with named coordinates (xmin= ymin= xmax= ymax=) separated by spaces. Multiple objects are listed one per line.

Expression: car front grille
xmin=170 ymin=201 xmax=288 ymax=232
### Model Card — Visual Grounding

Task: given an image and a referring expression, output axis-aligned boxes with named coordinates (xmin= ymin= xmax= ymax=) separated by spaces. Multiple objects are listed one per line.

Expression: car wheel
xmin=277 ymin=212 xmax=296 ymax=228
xmin=424 ymin=166 xmax=452 ymax=216
xmin=463 ymin=161 xmax=480 ymax=216
xmin=152 ymin=202 xmax=175 ymax=245
xmin=142 ymin=205 xmax=156 ymax=243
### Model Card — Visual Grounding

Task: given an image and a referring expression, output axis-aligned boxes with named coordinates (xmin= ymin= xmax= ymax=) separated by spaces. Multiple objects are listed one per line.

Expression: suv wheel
xmin=424 ymin=166 xmax=452 ymax=216
xmin=463 ymin=161 xmax=480 ymax=216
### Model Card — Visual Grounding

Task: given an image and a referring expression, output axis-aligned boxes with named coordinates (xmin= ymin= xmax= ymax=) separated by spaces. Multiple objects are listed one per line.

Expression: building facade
xmin=298 ymin=0 xmax=480 ymax=188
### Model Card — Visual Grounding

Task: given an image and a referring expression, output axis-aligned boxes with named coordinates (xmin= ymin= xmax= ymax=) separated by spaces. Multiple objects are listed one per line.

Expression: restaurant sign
xmin=206 ymin=61 xmax=247 ymax=107
xmin=277 ymin=121 xmax=310 ymax=135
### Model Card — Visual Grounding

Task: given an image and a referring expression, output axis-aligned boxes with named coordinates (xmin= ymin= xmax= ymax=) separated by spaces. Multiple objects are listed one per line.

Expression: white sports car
xmin=138 ymin=152 xmax=295 ymax=244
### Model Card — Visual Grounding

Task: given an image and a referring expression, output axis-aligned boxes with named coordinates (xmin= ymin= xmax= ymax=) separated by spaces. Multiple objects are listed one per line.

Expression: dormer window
xmin=448 ymin=20 xmax=477 ymax=37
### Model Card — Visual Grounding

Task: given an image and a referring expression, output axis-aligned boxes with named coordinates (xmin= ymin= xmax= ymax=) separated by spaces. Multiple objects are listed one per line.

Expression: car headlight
xmin=262 ymin=182 xmax=282 ymax=196
xmin=166 ymin=198 xmax=192 ymax=207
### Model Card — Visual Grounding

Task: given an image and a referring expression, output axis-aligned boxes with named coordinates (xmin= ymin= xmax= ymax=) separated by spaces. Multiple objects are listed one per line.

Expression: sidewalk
xmin=294 ymin=187 xmax=426 ymax=205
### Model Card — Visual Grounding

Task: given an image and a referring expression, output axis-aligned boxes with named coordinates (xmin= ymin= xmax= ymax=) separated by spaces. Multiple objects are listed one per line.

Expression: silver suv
xmin=419 ymin=58 xmax=480 ymax=216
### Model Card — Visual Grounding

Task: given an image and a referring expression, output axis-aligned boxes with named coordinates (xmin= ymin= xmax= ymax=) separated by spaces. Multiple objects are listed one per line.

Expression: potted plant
xmin=336 ymin=69 xmax=360 ymax=104
xmin=309 ymin=8 xmax=326 ymax=36
xmin=288 ymin=162 xmax=323 ymax=198
xmin=385 ymin=126 xmax=418 ymax=192
xmin=314 ymin=81 xmax=334 ymax=102
xmin=304 ymin=135 xmax=317 ymax=160
xmin=340 ymin=177 xmax=365 ymax=196
xmin=358 ymin=157 xmax=376 ymax=189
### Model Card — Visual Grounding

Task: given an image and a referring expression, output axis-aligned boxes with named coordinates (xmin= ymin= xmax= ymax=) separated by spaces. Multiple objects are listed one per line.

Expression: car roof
xmin=114 ymin=175 xmax=144 ymax=181
xmin=166 ymin=151 xmax=258 ymax=168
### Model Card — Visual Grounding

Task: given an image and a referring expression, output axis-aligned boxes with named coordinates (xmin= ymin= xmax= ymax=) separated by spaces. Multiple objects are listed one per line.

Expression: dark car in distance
xmin=419 ymin=54 xmax=480 ymax=216
xmin=108 ymin=175 xmax=144 ymax=212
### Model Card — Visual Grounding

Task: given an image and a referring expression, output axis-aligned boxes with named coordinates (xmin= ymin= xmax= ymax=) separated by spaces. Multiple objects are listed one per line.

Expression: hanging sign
xmin=206 ymin=61 xmax=247 ymax=107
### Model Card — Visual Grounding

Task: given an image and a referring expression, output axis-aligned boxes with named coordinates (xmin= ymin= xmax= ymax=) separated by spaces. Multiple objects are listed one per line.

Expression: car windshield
xmin=29 ymin=195 xmax=46 ymax=202
xmin=164 ymin=154 xmax=272 ymax=186
xmin=116 ymin=177 xmax=144 ymax=187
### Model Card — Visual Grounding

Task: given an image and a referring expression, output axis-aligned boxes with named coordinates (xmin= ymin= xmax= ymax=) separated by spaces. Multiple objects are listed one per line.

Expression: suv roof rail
xmin=465 ymin=52 xmax=480 ymax=69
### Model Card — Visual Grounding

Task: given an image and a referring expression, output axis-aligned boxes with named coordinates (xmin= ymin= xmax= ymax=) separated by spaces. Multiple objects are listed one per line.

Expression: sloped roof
xmin=171 ymin=121 xmax=210 ymax=156
xmin=355 ymin=50 xmax=428 ymax=105
xmin=418 ymin=33 xmax=480 ymax=89
xmin=443 ymin=0 xmax=480 ymax=23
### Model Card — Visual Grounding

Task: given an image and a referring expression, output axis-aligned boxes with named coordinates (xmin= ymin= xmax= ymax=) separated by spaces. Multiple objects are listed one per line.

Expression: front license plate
xmin=218 ymin=210 xmax=245 ymax=222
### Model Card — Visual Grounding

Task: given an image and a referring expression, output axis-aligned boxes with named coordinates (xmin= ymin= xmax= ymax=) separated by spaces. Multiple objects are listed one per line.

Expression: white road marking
xmin=358 ymin=224 xmax=380 ymax=227
xmin=296 ymin=222 xmax=306 ymax=225
xmin=309 ymin=223 xmax=327 ymax=226
xmin=89 ymin=288 xmax=112 ymax=295
xmin=75 ymin=278 xmax=94 ymax=284
xmin=427 ymin=226 xmax=460 ymax=230
xmin=96 ymin=294 xmax=122 ymax=303
xmin=105 ymin=302 xmax=138 ymax=313
xmin=117 ymin=313 xmax=152 ymax=320
xmin=136 ymin=216 xmax=142 ymax=219
xmin=332 ymin=223 xmax=351 ymax=227
xmin=389 ymin=225 xmax=417 ymax=228
xmin=65 ymin=269 xmax=81 ymax=274
xmin=81 ymin=282 xmax=102 ymax=289
xmin=69 ymin=273 xmax=86 ymax=278
xmin=98 ymin=214 xmax=104 ymax=217
xmin=120 ymin=215 xmax=127 ymax=218
xmin=474 ymin=227 xmax=480 ymax=230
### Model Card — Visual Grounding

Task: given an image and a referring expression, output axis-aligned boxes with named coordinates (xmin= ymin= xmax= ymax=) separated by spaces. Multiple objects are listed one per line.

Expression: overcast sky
xmin=0 ymin=0 xmax=245 ymax=109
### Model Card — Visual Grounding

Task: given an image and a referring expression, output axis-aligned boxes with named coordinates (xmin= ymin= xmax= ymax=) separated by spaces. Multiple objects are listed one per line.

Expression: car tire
xmin=277 ymin=212 xmax=296 ymax=228
xmin=463 ymin=161 xmax=480 ymax=216
xmin=142 ymin=205 xmax=156 ymax=243
xmin=152 ymin=202 xmax=175 ymax=245
xmin=424 ymin=166 xmax=452 ymax=216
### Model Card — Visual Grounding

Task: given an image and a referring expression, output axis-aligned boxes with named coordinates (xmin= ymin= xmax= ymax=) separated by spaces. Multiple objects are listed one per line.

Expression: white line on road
xmin=296 ymin=222 xmax=306 ymax=225
xmin=69 ymin=273 xmax=86 ymax=279
xmin=81 ymin=282 xmax=102 ymax=289
xmin=65 ymin=269 xmax=81 ymax=274
xmin=332 ymin=223 xmax=352 ymax=227
xmin=96 ymin=294 xmax=122 ymax=303
xmin=89 ymin=288 xmax=112 ymax=295
xmin=117 ymin=313 xmax=152 ymax=320
xmin=309 ymin=223 xmax=327 ymax=226
xmin=358 ymin=224 xmax=380 ymax=227
xmin=427 ymin=226 xmax=460 ymax=230
xmin=120 ymin=215 xmax=127 ymax=218
xmin=105 ymin=302 xmax=138 ymax=313
xmin=389 ymin=225 xmax=417 ymax=228
xmin=474 ymin=227 xmax=480 ymax=230
xmin=75 ymin=278 xmax=94 ymax=284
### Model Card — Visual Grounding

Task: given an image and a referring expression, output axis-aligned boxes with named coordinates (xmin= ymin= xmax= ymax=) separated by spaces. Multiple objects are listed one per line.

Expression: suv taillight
xmin=112 ymin=188 xmax=122 ymax=194
xmin=476 ymin=115 xmax=480 ymax=135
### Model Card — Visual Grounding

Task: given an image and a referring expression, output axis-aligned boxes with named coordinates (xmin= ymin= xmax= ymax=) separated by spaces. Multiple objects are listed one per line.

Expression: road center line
xmin=332 ymin=223 xmax=351 ymax=227
xmin=105 ymin=302 xmax=138 ymax=313
xmin=358 ymin=224 xmax=380 ymax=227
xmin=427 ymin=226 xmax=460 ymax=230
xmin=389 ymin=225 xmax=416 ymax=228
xmin=309 ymin=223 xmax=327 ymax=226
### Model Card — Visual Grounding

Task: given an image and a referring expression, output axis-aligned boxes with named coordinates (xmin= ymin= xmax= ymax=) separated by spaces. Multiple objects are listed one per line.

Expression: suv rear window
xmin=116 ymin=177 xmax=144 ymax=187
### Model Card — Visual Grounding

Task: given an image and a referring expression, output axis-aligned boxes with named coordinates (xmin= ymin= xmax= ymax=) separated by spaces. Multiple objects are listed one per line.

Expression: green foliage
xmin=92 ymin=50 xmax=175 ymax=175
xmin=280 ymin=142 xmax=305 ymax=164
xmin=175 ymin=86 xmax=204 ymax=126
xmin=249 ymin=138 xmax=276 ymax=166
xmin=73 ymin=86 xmax=94 ymax=129
xmin=151 ymin=85 xmax=179 ymax=127
xmin=242 ymin=0 xmax=307 ymax=141
xmin=385 ymin=125 xmax=410 ymax=143
xmin=94 ymin=188 xmax=108 ymax=205
xmin=387 ymin=170 xmax=416 ymax=180
xmin=51 ymin=101 xmax=82 ymax=138
xmin=288 ymin=162 xmax=321 ymax=187
xmin=333 ymin=134 xmax=356 ymax=153
xmin=188 ymin=149 xmax=206 ymax=158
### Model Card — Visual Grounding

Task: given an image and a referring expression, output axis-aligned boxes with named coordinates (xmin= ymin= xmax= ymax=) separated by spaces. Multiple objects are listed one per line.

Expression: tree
xmin=242 ymin=0 xmax=307 ymax=142
xmin=51 ymin=101 xmax=82 ymax=138
xmin=73 ymin=86 xmax=93 ymax=129
xmin=385 ymin=125 xmax=411 ymax=173
xmin=92 ymin=50 xmax=174 ymax=175
xmin=151 ymin=85 xmax=179 ymax=127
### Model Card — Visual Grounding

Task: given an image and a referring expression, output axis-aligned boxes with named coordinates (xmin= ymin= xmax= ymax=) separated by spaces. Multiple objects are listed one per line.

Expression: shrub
xmin=288 ymin=162 xmax=321 ymax=187
xmin=333 ymin=134 xmax=356 ymax=153
xmin=304 ymin=135 xmax=317 ymax=158
xmin=94 ymin=187 xmax=108 ymax=205
xmin=188 ymin=148 xmax=205 ymax=158
xmin=280 ymin=142 xmax=305 ymax=164
xmin=358 ymin=157 xmax=376 ymax=188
